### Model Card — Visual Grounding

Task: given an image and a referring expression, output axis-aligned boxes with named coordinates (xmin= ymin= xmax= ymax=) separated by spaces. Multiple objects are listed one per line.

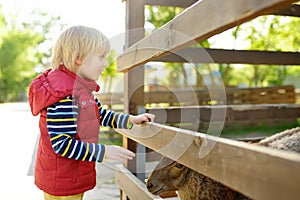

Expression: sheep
xmin=146 ymin=156 xmax=250 ymax=200
xmin=256 ymin=127 xmax=300 ymax=153
xmin=146 ymin=127 xmax=300 ymax=200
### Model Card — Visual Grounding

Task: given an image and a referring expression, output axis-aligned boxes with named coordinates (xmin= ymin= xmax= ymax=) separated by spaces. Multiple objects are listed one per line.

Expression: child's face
xmin=76 ymin=52 xmax=108 ymax=81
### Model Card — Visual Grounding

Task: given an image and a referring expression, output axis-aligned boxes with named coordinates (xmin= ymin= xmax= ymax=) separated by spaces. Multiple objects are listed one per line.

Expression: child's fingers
xmin=105 ymin=145 xmax=135 ymax=162
xmin=122 ymin=148 xmax=135 ymax=158
xmin=122 ymin=154 xmax=134 ymax=160
xmin=117 ymin=147 xmax=135 ymax=161
xmin=145 ymin=113 xmax=155 ymax=122
xmin=141 ymin=113 xmax=155 ymax=123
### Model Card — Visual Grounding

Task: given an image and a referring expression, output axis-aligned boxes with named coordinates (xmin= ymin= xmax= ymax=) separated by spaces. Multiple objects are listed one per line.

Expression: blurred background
xmin=0 ymin=1 xmax=300 ymax=199
xmin=0 ymin=0 xmax=299 ymax=103
xmin=0 ymin=0 xmax=126 ymax=103
xmin=0 ymin=1 xmax=126 ymax=199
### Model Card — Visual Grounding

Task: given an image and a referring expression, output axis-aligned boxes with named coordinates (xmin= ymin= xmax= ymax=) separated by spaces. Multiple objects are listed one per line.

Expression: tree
xmin=146 ymin=5 xmax=213 ymax=89
xmin=0 ymin=7 xmax=63 ymax=102
xmin=223 ymin=15 xmax=300 ymax=87
xmin=146 ymin=5 xmax=300 ymax=88
xmin=145 ymin=5 xmax=182 ymax=28
xmin=100 ymin=50 xmax=122 ymax=93
xmin=0 ymin=30 xmax=42 ymax=102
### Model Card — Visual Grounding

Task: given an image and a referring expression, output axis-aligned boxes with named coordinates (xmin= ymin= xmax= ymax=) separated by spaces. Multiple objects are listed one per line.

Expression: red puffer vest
xmin=28 ymin=65 xmax=100 ymax=196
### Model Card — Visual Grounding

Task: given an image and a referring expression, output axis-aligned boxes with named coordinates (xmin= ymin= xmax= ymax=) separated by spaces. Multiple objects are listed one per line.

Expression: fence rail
xmin=115 ymin=164 xmax=164 ymax=200
xmin=147 ymin=104 xmax=300 ymax=131
xmin=96 ymin=85 xmax=296 ymax=107
xmin=116 ymin=123 xmax=300 ymax=200
xmin=114 ymin=0 xmax=299 ymax=199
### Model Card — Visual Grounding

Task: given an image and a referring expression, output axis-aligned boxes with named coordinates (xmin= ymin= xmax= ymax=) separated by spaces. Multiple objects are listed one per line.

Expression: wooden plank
xmin=123 ymin=0 xmax=146 ymax=177
xmin=145 ymin=0 xmax=197 ymax=7
xmin=271 ymin=4 xmax=300 ymax=17
xmin=125 ymin=0 xmax=145 ymax=46
xmin=115 ymin=164 xmax=164 ymax=200
xmin=117 ymin=0 xmax=296 ymax=72
xmin=145 ymin=0 xmax=299 ymax=16
xmin=147 ymin=103 xmax=300 ymax=126
xmin=116 ymin=123 xmax=300 ymax=200
xmin=97 ymin=85 xmax=296 ymax=106
xmin=155 ymin=48 xmax=300 ymax=65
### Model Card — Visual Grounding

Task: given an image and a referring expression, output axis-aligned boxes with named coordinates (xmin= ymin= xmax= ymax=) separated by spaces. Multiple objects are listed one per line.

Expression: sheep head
xmin=146 ymin=156 xmax=189 ymax=196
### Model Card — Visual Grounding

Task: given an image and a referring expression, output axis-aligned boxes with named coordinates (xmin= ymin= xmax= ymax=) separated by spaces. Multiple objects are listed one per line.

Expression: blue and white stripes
xmin=46 ymin=95 xmax=132 ymax=163
xmin=47 ymin=97 xmax=78 ymax=136
xmin=95 ymin=97 xmax=132 ymax=129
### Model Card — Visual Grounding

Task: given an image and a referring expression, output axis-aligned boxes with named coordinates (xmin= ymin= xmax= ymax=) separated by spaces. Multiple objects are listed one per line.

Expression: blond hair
xmin=51 ymin=26 xmax=110 ymax=72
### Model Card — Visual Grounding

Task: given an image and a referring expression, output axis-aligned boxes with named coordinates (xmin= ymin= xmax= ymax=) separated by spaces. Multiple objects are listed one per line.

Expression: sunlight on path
xmin=0 ymin=103 xmax=121 ymax=200
xmin=0 ymin=103 xmax=43 ymax=199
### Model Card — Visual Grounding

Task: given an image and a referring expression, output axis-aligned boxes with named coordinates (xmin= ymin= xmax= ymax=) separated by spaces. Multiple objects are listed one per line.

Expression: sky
xmin=0 ymin=0 xmax=126 ymax=37
xmin=0 ymin=0 xmax=236 ymax=88
xmin=0 ymin=0 xmax=240 ymax=53
xmin=0 ymin=0 xmax=127 ymax=52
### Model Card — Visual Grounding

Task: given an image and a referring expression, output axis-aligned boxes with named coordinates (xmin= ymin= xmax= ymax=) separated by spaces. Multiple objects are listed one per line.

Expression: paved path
xmin=0 ymin=102 xmax=120 ymax=200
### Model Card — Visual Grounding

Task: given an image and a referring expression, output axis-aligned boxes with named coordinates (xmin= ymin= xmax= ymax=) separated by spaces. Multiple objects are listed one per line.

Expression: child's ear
xmin=75 ymin=56 xmax=82 ymax=65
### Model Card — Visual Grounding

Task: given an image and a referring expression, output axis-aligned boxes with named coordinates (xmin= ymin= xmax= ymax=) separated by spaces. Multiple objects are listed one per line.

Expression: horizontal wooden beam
xmin=155 ymin=48 xmax=300 ymax=65
xmin=117 ymin=0 xmax=296 ymax=72
xmin=116 ymin=123 xmax=300 ymax=200
xmin=115 ymin=164 xmax=164 ymax=200
xmin=145 ymin=0 xmax=300 ymax=17
xmin=271 ymin=4 xmax=300 ymax=17
xmin=147 ymin=103 xmax=300 ymax=124
xmin=144 ymin=0 xmax=300 ymax=17
xmin=144 ymin=0 xmax=197 ymax=7
xmin=96 ymin=85 xmax=296 ymax=106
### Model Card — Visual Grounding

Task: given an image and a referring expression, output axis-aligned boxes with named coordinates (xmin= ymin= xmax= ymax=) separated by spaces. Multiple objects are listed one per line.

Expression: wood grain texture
xmin=117 ymin=0 xmax=296 ymax=72
xmin=116 ymin=123 xmax=300 ymax=200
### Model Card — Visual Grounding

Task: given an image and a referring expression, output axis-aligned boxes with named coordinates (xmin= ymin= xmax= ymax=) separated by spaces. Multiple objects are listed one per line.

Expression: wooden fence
xmin=96 ymin=85 xmax=296 ymax=107
xmin=115 ymin=122 xmax=300 ymax=200
xmin=113 ymin=0 xmax=300 ymax=200
xmin=97 ymin=85 xmax=298 ymax=134
xmin=147 ymin=104 xmax=300 ymax=132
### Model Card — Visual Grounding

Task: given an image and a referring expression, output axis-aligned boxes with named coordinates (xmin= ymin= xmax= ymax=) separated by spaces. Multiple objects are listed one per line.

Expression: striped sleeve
xmin=95 ymin=97 xmax=133 ymax=129
xmin=46 ymin=96 xmax=105 ymax=162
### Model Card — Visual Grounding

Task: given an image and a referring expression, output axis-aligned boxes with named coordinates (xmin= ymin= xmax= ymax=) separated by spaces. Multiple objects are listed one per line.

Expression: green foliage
xmin=243 ymin=16 xmax=300 ymax=51
xmin=0 ymin=7 xmax=63 ymax=102
xmin=146 ymin=6 xmax=183 ymax=88
xmin=145 ymin=5 xmax=183 ymax=28
xmin=100 ymin=50 xmax=123 ymax=92
xmin=223 ymin=16 xmax=300 ymax=87
xmin=145 ymin=5 xmax=211 ymax=88
xmin=101 ymin=50 xmax=118 ymax=78
xmin=145 ymin=5 xmax=300 ymax=88
xmin=0 ymin=30 xmax=42 ymax=101
xmin=222 ymin=64 xmax=289 ymax=87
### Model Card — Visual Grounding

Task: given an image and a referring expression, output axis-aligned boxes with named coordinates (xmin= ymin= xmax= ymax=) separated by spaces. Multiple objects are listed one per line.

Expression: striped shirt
xmin=46 ymin=95 xmax=132 ymax=163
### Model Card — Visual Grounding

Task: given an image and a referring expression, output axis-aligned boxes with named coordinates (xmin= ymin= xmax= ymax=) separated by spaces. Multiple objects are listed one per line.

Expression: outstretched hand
xmin=104 ymin=113 xmax=155 ymax=162
xmin=130 ymin=113 xmax=155 ymax=125
xmin=105 ymin=145 xmax=135 ymax=163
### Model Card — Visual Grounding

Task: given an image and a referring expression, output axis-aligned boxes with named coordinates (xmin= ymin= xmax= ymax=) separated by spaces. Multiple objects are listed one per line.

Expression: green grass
xmin=166 ymin=122 xmax=299 ymax=139
xmin=98 ymin=130 xmax=123 ymax=146
xmin=221 ymin=123 xmax=299 ymax=138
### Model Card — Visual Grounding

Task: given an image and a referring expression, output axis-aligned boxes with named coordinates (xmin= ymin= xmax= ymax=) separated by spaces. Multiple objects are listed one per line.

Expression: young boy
xmin=28 ymin=25 xmax=155 ymax=200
